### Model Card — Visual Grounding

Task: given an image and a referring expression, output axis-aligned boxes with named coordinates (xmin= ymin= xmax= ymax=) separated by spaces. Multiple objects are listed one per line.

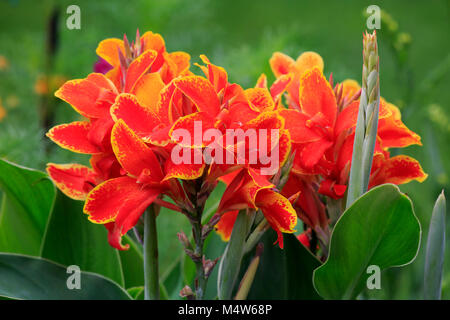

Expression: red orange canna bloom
xmin=269 ymin=51 xmax=427 ymax=242
xmin=46 ymin=30 xmax=426 ymax=257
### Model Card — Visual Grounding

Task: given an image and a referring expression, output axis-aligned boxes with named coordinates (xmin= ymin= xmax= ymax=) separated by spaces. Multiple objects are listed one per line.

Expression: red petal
xmin=173 ymin=75 xmax=220 ymax=116
xmin=124 ymin=49 xmax=158 ymax=93
xmin=256 ymin=189 xmax=297 ymax=248
xmin=378 ymin=102 xmax=422 ymax=148
xmin=299 ymin=68 xmax=337 ymax=126
xmin=163 ymin=156 xmax=205 ymax=181
xmin=169 ymin=112 xmax=216 ymax=148
xmin=369 ymin=155 xmax=428 ymax=187
xmin=111 ymin=93 xmax=161 ymax=138
xmin=270 ymin=73 xmax=293 ymax=103
xmin=245 ymin=87 xmax=275 ymax=112
xmin=47 ymin=121 xmax=101 ymax=154
xmin=279 ymin=109 xmax=322 ymax=143
xmin=111 ymin=120 xmax=163 ymax=181
xmin=47 ymin=163 xmax=98 ymax=200
xmin=215 ymin=210 xmax=239 ymax=241
xmin=55 ymin=77 xmax=116 ymax=118
xmin=255 ymin=74 xmax=268 ymax=89
xmin=199 ymin=55 xmax=228 ymax=93
xmin=84 ymin=176 xmax=160 ymax=250
xmin=270 ymin=52 xmax=295 ymax=77
xmin=299 ymin=138 xmax=333 ymax=169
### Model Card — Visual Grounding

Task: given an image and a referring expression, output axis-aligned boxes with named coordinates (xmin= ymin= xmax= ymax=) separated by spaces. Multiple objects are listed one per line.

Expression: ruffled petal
xmin=47 ymin=121 xmax=101 ymax=154
xmin=55 ymin=76 xmax=116 ymax=118
xmin=111 ymin=93 xmax=161 ymax=138
xmin=299 ymin=67 xmax=337 ymax=126
xmin=46 ymin=163 xmax=98 ymax=200
xmin=244 ymin=87 xmax=275 ymax=112
xmin=378 ymin=102 xmax=422 ymax=148
xmin=169 ymin=112 xmax=216 ymax=148
xmin=215 ymin=210 xmax=239 ymax=241
xmin=256 ymin=189 xmax=297 ymax=248
xmin=163 ymin=157 xmax=205 ymax=181
xmin=124 ymin=49 xmax=158 ymax=93
xmin=96 ymin=38 xmax=124 ymax=68
xmin=279 ymin=109 xmax=322 ymax=143
xmin=111 ymin=119 xmax=163 ymax=181
xmin=299 ymin=138 xmax=333 ymax=169
xmin=199 ymin=55 xmax=228 ymax=93
xmin=369 ymin=155 xmax=428 ymax=187
xmin=84 ymin=176 xmax=160 ymax=250
xmin=294 ymin=51 xmax=324 ymax=76
xmin=270 ymin=52 xmax=295 ymax=78
xmin=173 ymin=75 xmax=220 ymax=116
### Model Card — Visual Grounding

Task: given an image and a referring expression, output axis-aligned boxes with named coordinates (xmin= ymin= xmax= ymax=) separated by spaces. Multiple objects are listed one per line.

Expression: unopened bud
xmin=177 ymin=231 xmax=191 ymax=249
xmin=180 ymin=285 xmax=194 ymax=300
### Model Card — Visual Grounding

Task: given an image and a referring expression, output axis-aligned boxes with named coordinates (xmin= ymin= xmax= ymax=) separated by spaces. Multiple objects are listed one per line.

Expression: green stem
xmin=144 ymin=205 xmax=159 ymax=300
xmin=192 ymin=211 xmax=207 ymax=300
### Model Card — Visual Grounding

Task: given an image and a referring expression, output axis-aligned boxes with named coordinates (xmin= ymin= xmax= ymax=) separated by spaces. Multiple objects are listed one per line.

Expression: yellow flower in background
xmin=34 ymin=74 xmax=67 ymax=96
xmin=0 ymin=56 xmax=9 ymax=71
xmin=0 ymin=98 xmax=7 ymax=121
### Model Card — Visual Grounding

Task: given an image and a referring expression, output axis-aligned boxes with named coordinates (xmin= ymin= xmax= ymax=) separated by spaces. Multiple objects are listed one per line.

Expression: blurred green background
xmin=0 ymin=0 xmax=449 ymax=299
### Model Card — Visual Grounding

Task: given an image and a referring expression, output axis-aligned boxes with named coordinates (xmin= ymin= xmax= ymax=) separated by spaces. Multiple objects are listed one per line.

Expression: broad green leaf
xmin=0 ymin=159 xmax=55 ymax=255
xmin=0 ymin=253 xmax=131 ymax=300
xmin=40 ymin=191 xmax=124 ymax=286
xmin=244 ymin=231 xmax=322 ymax=299
xmin=119 ymin=235 xmax=145 ymax=289
xmin=424 ymin=191 xmax=446 ymax=299
xmin=313 ymin=184 xmax=421 ymax=299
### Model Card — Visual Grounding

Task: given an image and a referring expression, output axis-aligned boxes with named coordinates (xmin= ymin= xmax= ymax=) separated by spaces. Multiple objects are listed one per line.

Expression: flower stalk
xmin=346 ymin=30 xmax=380 ymax=208
xmin=143 ymin=205 xmax=160 ymax=300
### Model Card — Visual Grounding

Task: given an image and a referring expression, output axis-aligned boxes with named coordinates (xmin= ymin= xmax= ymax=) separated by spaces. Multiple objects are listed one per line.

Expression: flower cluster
xmin=47 ymin=30 xmax=426 ymax=252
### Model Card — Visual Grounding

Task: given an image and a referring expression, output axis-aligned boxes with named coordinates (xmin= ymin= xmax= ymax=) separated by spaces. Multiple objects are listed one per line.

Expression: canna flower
xmin=270 ymin=50 xmax=427 ymax=233
xmin=47 ymin=31 xmax=191 ymax=201
xmin=215 ymin=168 xmax=297 ymax=248
xmin=83 ymin=120 xmax=185 ymax=249
xmin=96 ymin=30 xmax=191 ymax=89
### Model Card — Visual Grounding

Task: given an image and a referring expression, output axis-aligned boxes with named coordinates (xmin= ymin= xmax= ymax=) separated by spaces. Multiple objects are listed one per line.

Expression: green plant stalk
xmin=424 ymin=191 xmax=446 ymax=300
xmin=144 ymin=205 xmax=159 ymax=300
xmin=217 ymin=210 xmax=252 ymax=299
xmin=346 ymin=31 xmax=380 ymax=208
xmin=191 ymin=207 xmax=207 ymax=300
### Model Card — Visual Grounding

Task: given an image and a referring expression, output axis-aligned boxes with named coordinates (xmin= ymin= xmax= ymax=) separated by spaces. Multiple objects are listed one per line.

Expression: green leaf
xmin=313 ymin=184 xmax=421 ymax=299
xmin=217 ymin=210 xmax=252 ymax=300
xmin=0 ymin=159 xmax=55 ymax=255
xmin=0 ymin=253 xmax=131 ymax=300
xmin=127 ymin=286 xmax=144 ymax=300
xmin=40 ymin=191 xmax=125 ymax=286
xmin=424 ymin=191 xmax=446 ymax=300
xmin=244 ymin=231 xmax=322 ymax=299
xmin=118 ymin=235 xmax=145 ymax=289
